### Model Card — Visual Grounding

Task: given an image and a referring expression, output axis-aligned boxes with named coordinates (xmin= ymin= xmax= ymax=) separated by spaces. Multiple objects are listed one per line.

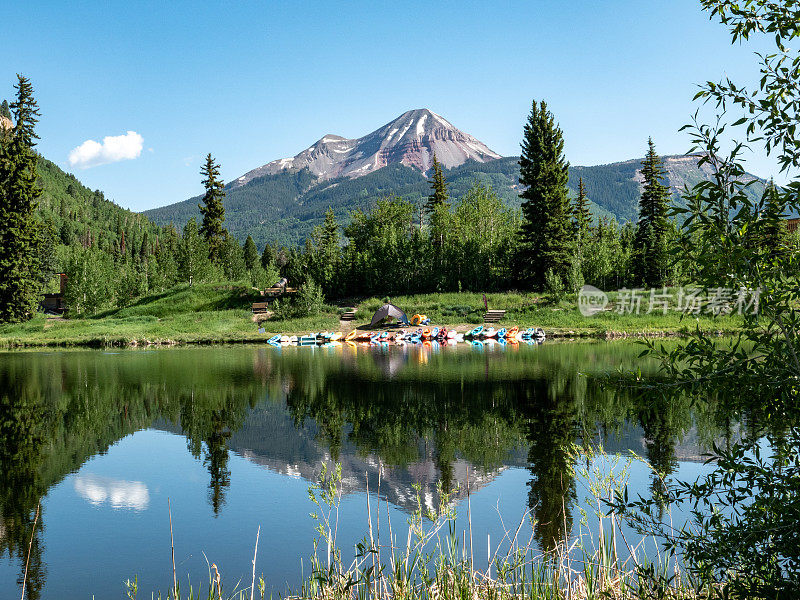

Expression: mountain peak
xmin=233 ymin=109 xmax=501 ymax=186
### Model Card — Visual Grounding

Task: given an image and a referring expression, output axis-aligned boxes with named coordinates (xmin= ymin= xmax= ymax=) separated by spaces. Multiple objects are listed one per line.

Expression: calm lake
xmin=0 ymin=342 xmax=739 ymax=599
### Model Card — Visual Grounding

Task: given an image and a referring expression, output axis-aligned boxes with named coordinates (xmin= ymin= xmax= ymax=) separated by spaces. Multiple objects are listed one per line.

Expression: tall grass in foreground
xmin=120 ymin=447 xmax=692 ymax=600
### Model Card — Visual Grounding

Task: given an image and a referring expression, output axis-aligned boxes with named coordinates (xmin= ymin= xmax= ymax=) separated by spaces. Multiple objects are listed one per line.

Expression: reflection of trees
xmin=0 ymin=350 xmax=265 ymax=597
xmin=517 ymin=378 xmax=579 ymax=553
xmin=635 ymin=395 xmax=686 ymax=505
xmin=0 ymin=363 xmax=47 ymax=600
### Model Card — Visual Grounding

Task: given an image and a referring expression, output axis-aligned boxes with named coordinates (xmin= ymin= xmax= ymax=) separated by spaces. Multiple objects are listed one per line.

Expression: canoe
xmin=507 ymin=326 xmax=519 ymax=337
xmin=345 ymin=330 xmax=357 ymax=341
xmin=468 ymin=325 xmax=483 ymax=338
xmin=280 ymin=335 xmax=290 ymax=343
xmin=483 ymin=327 xmax=497 ymax=339
xmin=455 ymin=334 xmax=465 ymax=343
xmin=446 ymin=329 xmax=457 ymax=339
xmin=422 ymin=328 xmax=431 ymax=339
xmin=497 ymin=328 xmax=507 ymax=338
xmin=267 ymin=334 xmax=281 ymax=344
xmin=329 ymin=332 xmax=343 ymax=342
xmin=431 ymin=327 xmax=439 ymax=338
xmin=289 ymin=335 xmax=298 ymax=343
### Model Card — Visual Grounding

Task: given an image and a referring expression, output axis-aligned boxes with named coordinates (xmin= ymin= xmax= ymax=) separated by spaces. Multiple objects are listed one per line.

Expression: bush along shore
xmin=0 ymin=283 xmax=745 ymax=348
xmin=115 ymin=452 xmax=697 ymax=600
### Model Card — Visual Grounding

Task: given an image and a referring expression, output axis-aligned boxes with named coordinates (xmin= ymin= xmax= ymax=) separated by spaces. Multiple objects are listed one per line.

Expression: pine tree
xmin=0 ymin=76 xmax=43 ymax=322
xmin=573 ymin=178 xmax=591 ymax=243
xmin=633 ymin=138 xmax=670 ymax=287
xmin=760 ymin=180 xmax=787 ymax=258
xmin=261 ymin=242 xmax=277 ymax=271
xmin=198 ymin=153 xmax=227 ymax=263
xmin=243 ymin=235 xmax=259 ymax=271
xmin=425 ymin=154 xmax=449 ymax=215
xmin=517 ymin=100 xmax=572 ymax=288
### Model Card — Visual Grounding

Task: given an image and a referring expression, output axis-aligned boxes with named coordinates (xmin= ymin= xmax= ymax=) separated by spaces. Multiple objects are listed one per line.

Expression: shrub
xmin=297 ymin=278 xmax=325 ymax=317
xmin=544 ymin=268 xmax=565 ymax=302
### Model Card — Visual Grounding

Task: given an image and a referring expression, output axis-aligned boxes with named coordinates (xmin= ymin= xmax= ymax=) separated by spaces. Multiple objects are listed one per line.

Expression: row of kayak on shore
xmin=265 ymin=325 xmax=546 ymax=347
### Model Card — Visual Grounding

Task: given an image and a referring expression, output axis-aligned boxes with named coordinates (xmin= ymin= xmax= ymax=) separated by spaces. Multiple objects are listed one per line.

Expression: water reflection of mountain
xmin=156 ymin=395 xmax=718 ymax=517
xmin=158 ymin=404 xmax=518 ymax=513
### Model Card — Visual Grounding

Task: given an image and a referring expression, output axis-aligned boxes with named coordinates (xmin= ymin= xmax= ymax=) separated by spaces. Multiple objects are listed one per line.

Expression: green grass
xmin=0 ymin=286 xmax=743 ymax=347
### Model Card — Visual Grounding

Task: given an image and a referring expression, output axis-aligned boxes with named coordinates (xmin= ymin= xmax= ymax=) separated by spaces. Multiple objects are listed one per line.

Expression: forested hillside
xmin=36 ymin=155 xmax=163 ymax=260
xmin=145 ymin=155 xmax=765 ymax=248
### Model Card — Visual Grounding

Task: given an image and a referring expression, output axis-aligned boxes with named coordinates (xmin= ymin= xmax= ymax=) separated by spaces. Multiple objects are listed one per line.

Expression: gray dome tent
xmin=370 ymin=303 xmax=409 ymax=327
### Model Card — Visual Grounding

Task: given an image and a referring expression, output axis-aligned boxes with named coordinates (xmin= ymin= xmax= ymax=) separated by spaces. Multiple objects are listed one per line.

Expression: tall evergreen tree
xmin=425 ymin=153 xmax=449 ymax=215
xmin=633 ymin=138 xmax=670 ymax=287
xmin=517 ymin=100 xmax=572 ymax=288
xmin=573 ymin=178 xmax=591 ymax=241
xmin=261 ymin=242 xmax=277 ymax=271
xmin=0 ymin=76 xmax=43 ymax=322
xmin=198 ymin=153 xmax=226 ymax=263
xmin=243 ymin=235 xmax=259 ymax=272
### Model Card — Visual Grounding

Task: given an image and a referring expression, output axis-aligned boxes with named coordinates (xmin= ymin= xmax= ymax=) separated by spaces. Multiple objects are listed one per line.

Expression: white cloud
xmin=68 ymin=130 xmax=144 ymax=169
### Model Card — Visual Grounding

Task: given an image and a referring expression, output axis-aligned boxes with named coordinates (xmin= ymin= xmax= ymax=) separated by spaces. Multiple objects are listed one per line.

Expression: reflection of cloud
xmin=74 ymin=474 xmax=149 ymax=511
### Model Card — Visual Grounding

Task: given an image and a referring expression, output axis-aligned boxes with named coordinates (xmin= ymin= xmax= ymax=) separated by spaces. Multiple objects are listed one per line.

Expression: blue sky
xmin=0 ymin=0 xmax=781 ymax=212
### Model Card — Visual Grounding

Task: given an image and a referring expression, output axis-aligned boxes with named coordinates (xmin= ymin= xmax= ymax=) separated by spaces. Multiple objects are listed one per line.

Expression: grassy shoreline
xmin=0 ymin=285 xmax=743 ymax=348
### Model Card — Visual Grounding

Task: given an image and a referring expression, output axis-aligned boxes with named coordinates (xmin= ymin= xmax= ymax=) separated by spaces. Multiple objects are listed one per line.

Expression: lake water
xmin=0 ymin=342 xmax=739 ymax=599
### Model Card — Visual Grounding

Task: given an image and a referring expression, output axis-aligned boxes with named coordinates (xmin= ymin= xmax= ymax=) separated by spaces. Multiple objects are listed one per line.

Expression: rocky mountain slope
xmin=234 ymin=108 xmax=501 ymax=186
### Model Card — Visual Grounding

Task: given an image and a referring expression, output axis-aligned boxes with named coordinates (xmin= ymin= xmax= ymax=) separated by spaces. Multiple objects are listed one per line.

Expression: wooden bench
xmin=263 ymin=287 xmax=298 ymax=297
xmin=252 ymin=302 xmax=270 ymax=314
xmin=483 ymin=309 xmax=506 ymax=323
